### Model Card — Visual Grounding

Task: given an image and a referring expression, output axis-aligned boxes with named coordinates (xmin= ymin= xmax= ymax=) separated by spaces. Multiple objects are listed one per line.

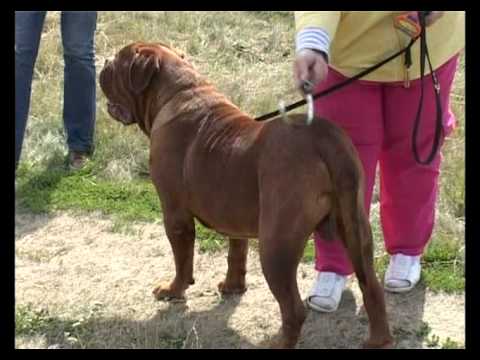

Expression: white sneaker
xmin=306 ymin=271 xmax=347 ymax=313
xmin=384 ymin=254 xmax=421 ymax=293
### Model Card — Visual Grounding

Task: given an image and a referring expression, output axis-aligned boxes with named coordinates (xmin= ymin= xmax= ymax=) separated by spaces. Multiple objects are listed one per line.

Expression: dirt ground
xmin=15 ymin=211 xmax=465 ymax=349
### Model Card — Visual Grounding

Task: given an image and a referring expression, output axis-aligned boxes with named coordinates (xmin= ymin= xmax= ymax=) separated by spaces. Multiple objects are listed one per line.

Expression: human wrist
xmin=295 ymin=27 xmax=330 ymax=62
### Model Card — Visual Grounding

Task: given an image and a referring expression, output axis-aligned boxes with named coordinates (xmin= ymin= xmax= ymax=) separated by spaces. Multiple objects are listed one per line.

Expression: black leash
xmin=254 ymin=38 xmax=418 ymax=122
xmin=255 ymin=11 xmax=443 ymax=165
xmin=411 ymin=12 xmax=443 ymax=165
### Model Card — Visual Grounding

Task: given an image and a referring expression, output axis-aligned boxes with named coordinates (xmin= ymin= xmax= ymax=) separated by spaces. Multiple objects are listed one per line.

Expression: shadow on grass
xmin=16 ymin=154 xmax=72 ymax=211
xmin=16 ymin=285 xmax=432 ymax=349
xmin=256 ymin=286 xmax=428 ymax=349
xmin=15 ymin=154 xmax=69 ymax=238
xmin=382 ymin=285 xmax=428 ymax=349
xmin=16 ymin=295 xmax=249 ymax=349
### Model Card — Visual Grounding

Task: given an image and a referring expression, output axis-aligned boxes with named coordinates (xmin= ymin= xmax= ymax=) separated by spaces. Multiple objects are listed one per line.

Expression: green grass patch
xmin=394 ymin=321 xmax=464 ymax=349
xmin=421 ymin=236 xmax=465 ymax=293
xmin=16 ymin=304 xmax=58 ymax=337
xmin=16 ymin=162 xmax=225 ymax=251
xmin=415 ymin=321 xmax=432 ymax=339
xmin=302 ymin=238 xmax=315 ymax=263
xmin=195 ymin=221 xmax=226 ymax=253
xmin=15 ymin=303 xmax=103 ymax=348
xmin=16 ymin=164 xmax=160 ymax=223
xmin=441 ymin=337 xmax=462 ymax=349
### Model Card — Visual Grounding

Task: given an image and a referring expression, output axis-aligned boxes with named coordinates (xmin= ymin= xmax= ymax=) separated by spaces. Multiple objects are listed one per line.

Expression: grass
xmin=16 ymin=163 xmax=161 ymax=223
xmin=15 ymin=12 xmax=464 ymax=294
xmin=15 ymin=160 xmax=226 ymax=251
xmin=15 ymin=303 xmax=188 ymax=349
xmin=16 ymin=304 xmax=464 ymax=349
xmin=390 ymin=321 xmax=464 ymax=349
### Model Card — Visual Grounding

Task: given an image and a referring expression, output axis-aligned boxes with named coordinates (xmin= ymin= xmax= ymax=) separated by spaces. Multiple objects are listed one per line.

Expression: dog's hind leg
xmin=153 ymin=209 xmax=196 ymax=301
xmin=256 ymin=161 xmax=332 ymax=348
xmin=258 ymin=228 xmax=309 ymax=349
xmin=336 ymin=187 xmax=394 ymax=348
xmin=218 ymin=238 xmax=249 ymax=295
xmin=257 ymin=192 xmax=317 ymax=348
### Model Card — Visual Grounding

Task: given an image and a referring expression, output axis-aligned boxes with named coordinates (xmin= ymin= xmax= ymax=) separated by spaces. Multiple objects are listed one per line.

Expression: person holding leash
xmin=293 ymin=11 xmax=464 ymax=312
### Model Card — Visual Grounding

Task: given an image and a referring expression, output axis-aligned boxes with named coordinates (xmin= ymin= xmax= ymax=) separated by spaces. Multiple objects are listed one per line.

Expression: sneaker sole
xmin=384 ymin=283 xmax=417 ymax=293
xmin=306 ymin=297 xmax=340 ymax=313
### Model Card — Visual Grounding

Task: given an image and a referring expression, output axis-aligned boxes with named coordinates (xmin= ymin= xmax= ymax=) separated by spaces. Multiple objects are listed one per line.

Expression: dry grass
xmin=22 ymin=11 xmax=297 ymax=178
xmin=15 ymin=212 xmax=465 ymax=349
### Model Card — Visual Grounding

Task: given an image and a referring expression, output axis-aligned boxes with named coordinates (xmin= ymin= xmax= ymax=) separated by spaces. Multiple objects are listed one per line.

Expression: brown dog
xmin=99 ymin=42 xmax=393 ymax=349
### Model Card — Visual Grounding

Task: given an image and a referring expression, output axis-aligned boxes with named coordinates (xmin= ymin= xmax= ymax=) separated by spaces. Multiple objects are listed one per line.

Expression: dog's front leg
xmin=153 ymin=209 xmax=196 ymax=301
xmin=218 ymin=238 xmax=249 ymax=295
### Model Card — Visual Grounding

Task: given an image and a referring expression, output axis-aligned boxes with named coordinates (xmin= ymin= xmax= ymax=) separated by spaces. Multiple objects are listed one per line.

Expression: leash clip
xmin=306 ymin=94 xmax=314 ymax=125
xmin=302 ymin=80 xmax=315 ymax=94
xmin=279 ymin=100 xmax=289 ymax=123
xmin=302 ymin=80 xmax=315 ymax=125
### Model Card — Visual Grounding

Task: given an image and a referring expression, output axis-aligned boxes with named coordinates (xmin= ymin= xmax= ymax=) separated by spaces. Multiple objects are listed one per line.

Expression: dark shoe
xmin=68 ymin=151 xmax=89 ymax=170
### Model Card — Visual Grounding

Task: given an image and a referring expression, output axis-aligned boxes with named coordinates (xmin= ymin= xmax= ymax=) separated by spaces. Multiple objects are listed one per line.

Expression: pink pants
xmin=313 ymin=55 xmax=459 ymax=275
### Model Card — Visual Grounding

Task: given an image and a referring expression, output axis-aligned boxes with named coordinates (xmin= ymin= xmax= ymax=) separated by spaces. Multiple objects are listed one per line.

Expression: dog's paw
xmin=152 ymin=282 xmax=186 ymax=302
xmin=217 ymin=280 xmax=247 ymax=295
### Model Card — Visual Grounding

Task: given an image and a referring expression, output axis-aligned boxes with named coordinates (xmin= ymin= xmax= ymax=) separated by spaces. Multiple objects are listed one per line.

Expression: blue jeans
xmin=15 ymin=11 xmax=97 ymax=168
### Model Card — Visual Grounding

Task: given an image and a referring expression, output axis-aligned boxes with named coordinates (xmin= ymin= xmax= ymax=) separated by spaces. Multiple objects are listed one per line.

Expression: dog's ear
xmin=128 ymin=49 xmax=160 ymax=95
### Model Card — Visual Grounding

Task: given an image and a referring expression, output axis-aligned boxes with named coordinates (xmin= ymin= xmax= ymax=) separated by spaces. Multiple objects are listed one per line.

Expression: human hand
xmin=293 ymin=49 xmax=328 ymax=95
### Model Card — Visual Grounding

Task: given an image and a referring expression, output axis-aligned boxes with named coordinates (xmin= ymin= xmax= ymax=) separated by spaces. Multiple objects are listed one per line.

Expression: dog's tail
xmin=315 ymin=143 xmax=373 ymax=284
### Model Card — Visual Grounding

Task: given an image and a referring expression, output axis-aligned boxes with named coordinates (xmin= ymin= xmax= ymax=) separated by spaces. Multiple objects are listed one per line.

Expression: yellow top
xmin=295 ymin=11 xmax=465 ymax=82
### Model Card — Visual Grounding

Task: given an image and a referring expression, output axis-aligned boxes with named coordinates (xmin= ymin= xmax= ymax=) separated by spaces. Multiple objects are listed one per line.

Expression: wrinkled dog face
xmin=99 ymin=42 xmax=162 ymax=126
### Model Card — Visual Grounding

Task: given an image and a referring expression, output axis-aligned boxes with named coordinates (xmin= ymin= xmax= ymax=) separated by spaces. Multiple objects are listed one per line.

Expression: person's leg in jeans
xmin=380 ymin=56 xmax=459 ymax=291
xmin=307 ymin=68 xmax=384 ymax=312
xmin=61 ymin=11 xmax=97 ymax=158
xmin=15 ymin=11 xmax=47 ymax=169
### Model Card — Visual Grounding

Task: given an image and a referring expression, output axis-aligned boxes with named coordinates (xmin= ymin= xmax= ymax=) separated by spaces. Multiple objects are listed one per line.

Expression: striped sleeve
xmin=295 ymin=27 xmax=331 ymax=58
xmin=294 ymin=11 xmax=341 ymax=60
